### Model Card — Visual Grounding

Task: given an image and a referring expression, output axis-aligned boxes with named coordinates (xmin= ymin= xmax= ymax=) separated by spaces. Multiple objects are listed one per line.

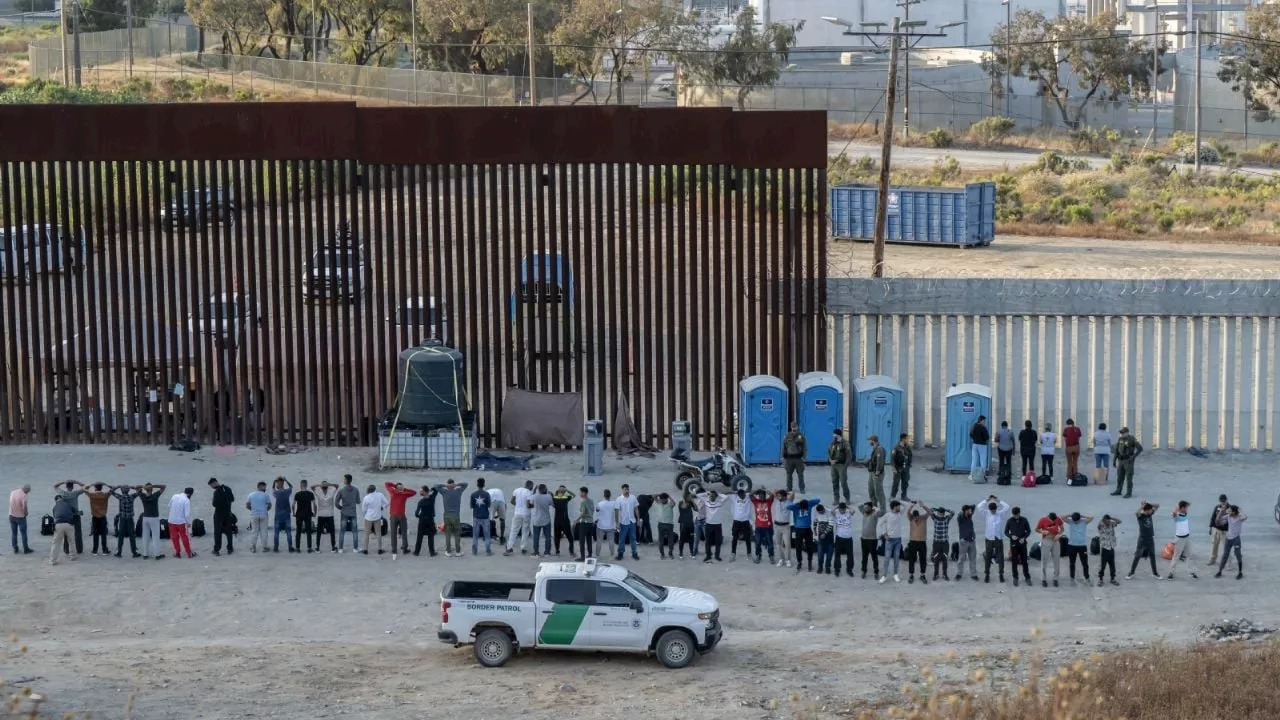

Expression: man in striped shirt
xmin=111 ymin=485 xmax=141 ymax=558
xmin=930 ymin=505 xmax=955 ymax=581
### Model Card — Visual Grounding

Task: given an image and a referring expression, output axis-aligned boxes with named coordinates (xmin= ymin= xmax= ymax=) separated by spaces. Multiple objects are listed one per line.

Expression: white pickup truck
xmin=437 ymin=559 xmax=722 ymax=669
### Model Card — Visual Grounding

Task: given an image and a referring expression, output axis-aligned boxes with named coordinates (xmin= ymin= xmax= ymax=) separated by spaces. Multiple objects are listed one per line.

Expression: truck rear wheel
xmin=474 ymin=628 xmax=514 ymax=668
xmin=655 ymin=629 xmax=696 ymax=669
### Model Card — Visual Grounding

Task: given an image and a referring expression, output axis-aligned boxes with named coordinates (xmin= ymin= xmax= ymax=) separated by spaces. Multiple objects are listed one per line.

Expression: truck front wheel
xmin=474 ymin=628 xmax=514 ymax=668
xmin=655 ymin=629 xmax=696 ymax=669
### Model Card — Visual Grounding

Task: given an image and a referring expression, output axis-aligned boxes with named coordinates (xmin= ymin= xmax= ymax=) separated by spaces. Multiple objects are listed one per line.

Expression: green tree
xmin=1217 ymin=3 xmax=1280 ymax=118
xmin=415 ymin=0 xmax=537 ymax=74
xmin=79 ymin=0 xmax=158 ymax=32
xmin=323 ymin=0 xmax=408 ymax=66
xmin=186 ymin=0 xmax=274 ymax=55
xmin=689 ymin=5 xmax=800 ymax=110
xmin=550 ymin=0 xmax=686 ymax=104
xmin=988 ymin=10 xmax=1157 ymax=128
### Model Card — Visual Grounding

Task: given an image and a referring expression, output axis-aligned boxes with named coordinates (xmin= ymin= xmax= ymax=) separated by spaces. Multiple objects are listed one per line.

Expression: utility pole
xmin=410 ymin=0 xmax=418 ymax=103
xmin=902 ymin=3 xmax=911 ymax=139
xmin=1004 ymin=0 xmax=1012 ymax=117
xmin=72 ymin=0 xmax=81 ymax=87
xmin=1148 ymin=4 xmax=1159 ymax=141
xmin=527 ymin=3 xmax=536 ymax=106
xmin=311 ymin=0 xmax=318 ymax=94
xmin=873 ymin=17 xmax=901 ymax=280
xmin=126 ymin=0 xmax=134 ymax=77
xmin=60 ymin=1 xmax=69 ymax=84
xmin=1193 ymin=19 xmax=1202 ymax=171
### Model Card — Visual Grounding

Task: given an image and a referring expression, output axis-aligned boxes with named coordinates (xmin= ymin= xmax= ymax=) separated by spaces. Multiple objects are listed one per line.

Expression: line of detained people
xmin=29 ymin=475 xmax=1249 ymax=583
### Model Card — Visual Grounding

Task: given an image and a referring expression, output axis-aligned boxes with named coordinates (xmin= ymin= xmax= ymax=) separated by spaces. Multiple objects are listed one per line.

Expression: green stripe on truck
xmin=538 ymin=605 xmax=589 ymax=645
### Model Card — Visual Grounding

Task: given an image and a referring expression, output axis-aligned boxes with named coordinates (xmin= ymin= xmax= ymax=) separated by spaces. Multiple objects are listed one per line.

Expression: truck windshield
xmin=623 ymin=572 xmax=667 ymax=602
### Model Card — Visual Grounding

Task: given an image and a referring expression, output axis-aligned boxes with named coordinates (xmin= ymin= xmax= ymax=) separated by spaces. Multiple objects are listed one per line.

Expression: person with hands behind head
xmin=1126 ymin=501 xmax=1162 ymax=580
xmin=1035 ymin=511 xmax=1064 ymax=587
xmin=52 ymin=480 xmax=86 ymax=556
xmin=904 ymin=500 xmax=931 ymax=584
xmin=1062 ymin=511 xmax=1094 ymax=584
xmin=108 ymin=484 xmax=141 ymax=558
xmin=84 ymin=482 xmax=114 ymax=556
xmin=975 ymin=495 xmax=1010 ymax=584
xmin=416 ymin=484 xmax=440 ymax=558
xmin=929 ymin=504 xmax=955 ymax=582
xmin=271 ymin=477 xmax=296 ymax=554
xmin=384 ymin=481 xmax=417 ymax=558
xmin=1095 ymin=514 xmax=1121 ymax=586
xmin=1214 ymin=505 xmax=1246 ymax=580
xmin=137 ymin=482 xmax=167 ymax=560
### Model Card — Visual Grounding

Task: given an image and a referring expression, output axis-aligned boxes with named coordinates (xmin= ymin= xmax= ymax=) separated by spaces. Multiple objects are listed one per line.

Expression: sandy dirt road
xmin=0 ymin=445 xmax=1275 ymax=719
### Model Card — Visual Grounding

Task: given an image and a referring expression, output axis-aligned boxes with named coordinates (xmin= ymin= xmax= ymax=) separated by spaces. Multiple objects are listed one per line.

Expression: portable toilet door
xmin=795 ymin=372 xmax=844 ymax=463
xmin=738 ymin=375 xmax=788 ymax=465
xmin=944 ymin=383 xmax=993 ymax=473
xmin=852 ymin=375 xmax=904 ymax=463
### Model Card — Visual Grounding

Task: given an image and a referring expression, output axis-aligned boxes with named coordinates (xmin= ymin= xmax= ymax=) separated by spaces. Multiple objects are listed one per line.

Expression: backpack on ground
xmin=460 ymin=523 xmax=473 ymax=538
xmin=380 ymin=518 xmax=388 ymax=536
xmin=1036 ymin=474 xmax=1052 ymax=485
xmin=1092 ymin=467 xmax=1108 ymax=485
xmin=1021 ymin=471 xmax=1037 ymax=488
xmin=949 ymin=541 xmax=959 ymax=561
xmin=970 ymin=467 xmax=988 ymax=485
xmin=1029 ymin=541 xmax=1042 ymax=561
xmin=1068 ymin=473 xmax=1089 ymax=487
xmin=191 ymin=519 xmax=206 ymax=537
xmin=229 ymin=513 xmax=239 ymax=535
xmin=135 ymin=516 xmax=144 ymax=537
xmin=159 ymin=519 xmax=170 ymax=539
xmin=112 ymin=513 xmax=121 ymax=537
xmin=1089 ymin=537 xmax=1101 ymax=555
xmin=40 ymin=515 xmax=55 ymax=536
xmin=996 ymin=464 xmax=1012 ymax=486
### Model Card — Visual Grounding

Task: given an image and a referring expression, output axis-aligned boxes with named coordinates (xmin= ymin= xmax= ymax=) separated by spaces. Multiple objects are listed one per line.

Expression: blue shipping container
xmin=829 ymin=182 xmax=996 ymax=247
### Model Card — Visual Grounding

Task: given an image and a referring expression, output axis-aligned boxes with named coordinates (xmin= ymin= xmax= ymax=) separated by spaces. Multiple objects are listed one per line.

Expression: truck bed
xmin=443 ymin=581 xmax=536 ymax=602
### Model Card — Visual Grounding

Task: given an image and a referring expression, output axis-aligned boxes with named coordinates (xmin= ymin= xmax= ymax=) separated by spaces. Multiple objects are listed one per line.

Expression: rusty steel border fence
xmin=0 ymin=104 xmax=827 ymax=449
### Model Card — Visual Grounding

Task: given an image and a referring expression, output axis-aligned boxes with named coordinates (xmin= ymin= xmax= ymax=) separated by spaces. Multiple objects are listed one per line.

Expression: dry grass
xmin=787 ymin=640 xmax=1280 ymax=719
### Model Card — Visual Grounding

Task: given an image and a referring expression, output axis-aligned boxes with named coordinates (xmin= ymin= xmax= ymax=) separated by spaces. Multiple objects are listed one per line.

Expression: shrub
xmin=1064 ymin=203 xmax=1094 ymax=224
xmin=924 ymin=127 xmax=954 ymax=149
xmin=1157 ymin=214 xmax=1174 ymax=232
xmin=1068 ymin=126 xmax=1122 ymax=154
xmin=1031 ymin=151 xmax=1089 ymax=175
xmin=1106 ymin=152 xmax=1130 ymax=173
xmin=967 ymin=116 xmax=1015 ymax=145
xmin=925 ymin=156 xmax=963 ymax=185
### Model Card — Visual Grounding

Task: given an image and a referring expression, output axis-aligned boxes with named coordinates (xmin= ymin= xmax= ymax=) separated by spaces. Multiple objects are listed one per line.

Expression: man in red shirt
xmin=384 ymin=482 xmax=417 ymax=558
xmin=1035 ymin=512 xmax=1065 ymax=587
xmin=750 ymin=489 xmax=776 ymax=565
xmin=1062 ymin=419 xmax=1083 ymax=479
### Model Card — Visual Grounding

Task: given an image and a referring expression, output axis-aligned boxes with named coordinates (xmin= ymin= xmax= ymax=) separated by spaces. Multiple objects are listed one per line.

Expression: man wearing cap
xmin=866 ymin=435 xmax=887 ymax=510
xmin=782 ymin=424 xmax=807 ymax=493
xmin=1110 ymin=427 xmax=1144 ymax=499
xmin=827 ymin=430 xmax=851 ymax=505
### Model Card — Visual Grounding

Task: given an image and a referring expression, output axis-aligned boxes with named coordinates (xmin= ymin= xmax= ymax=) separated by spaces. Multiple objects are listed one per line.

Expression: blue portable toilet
xmin=795 ymin=372 xmax=845 ymax=463
xmin=852 ymin=375 xmax=904 ymax=463
xmin=738 ymin=375 xmax=788 ymax=465
xmin=944 ymin=383 xmax=993 ymax=473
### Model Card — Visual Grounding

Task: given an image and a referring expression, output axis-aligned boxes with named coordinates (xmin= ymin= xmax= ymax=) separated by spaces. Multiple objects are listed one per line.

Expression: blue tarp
xmin=473 ymin=452 xmax=532 ymax=471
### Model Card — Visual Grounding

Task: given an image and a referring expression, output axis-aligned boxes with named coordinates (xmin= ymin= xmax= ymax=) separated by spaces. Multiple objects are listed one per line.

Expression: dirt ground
xmin=1 ymin=444 xmax=1276 ymax=719
xmin=828 ymin=234 xmax=1280 ymax=279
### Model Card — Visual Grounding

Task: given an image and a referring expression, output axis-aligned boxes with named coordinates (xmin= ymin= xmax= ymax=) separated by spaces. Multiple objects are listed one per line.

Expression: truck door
xmin=538 ymin=579 xmax=592 ymax=647
xmin=589 ymin=581 xmax=648 ymax=650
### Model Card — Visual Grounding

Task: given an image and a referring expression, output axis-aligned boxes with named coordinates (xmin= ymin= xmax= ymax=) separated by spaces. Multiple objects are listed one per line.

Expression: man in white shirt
xmin=975 ymin=495 xmax=1011 ymax=583
xmin=832 ymin=502 xmax=856 ymax=577
xmin=697 ymin=490 xmax=727 ymax=562
xmin=877 ymin=500 xmax=905 ymax=583
xmin=487 ymin=484 xmax=507 ymax=544
xmin=505 ymin=480 xmax=535 ymax=555
xmin=727 ymin=489 xmax=754 ymax=561
xmin=360 ymin=484 xmax=389 ymax=555
xmin=614 ymin=484 xmax=640 ymax=561
xmin=166 ymin=487 xmax=196 ymax=559
xmin=595 ymin=489 xmax=618 ymax=558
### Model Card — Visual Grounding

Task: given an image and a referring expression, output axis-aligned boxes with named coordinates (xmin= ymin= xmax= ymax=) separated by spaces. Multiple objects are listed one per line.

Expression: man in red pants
xmin=167 ymin=487 xmax=197 ymax=559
